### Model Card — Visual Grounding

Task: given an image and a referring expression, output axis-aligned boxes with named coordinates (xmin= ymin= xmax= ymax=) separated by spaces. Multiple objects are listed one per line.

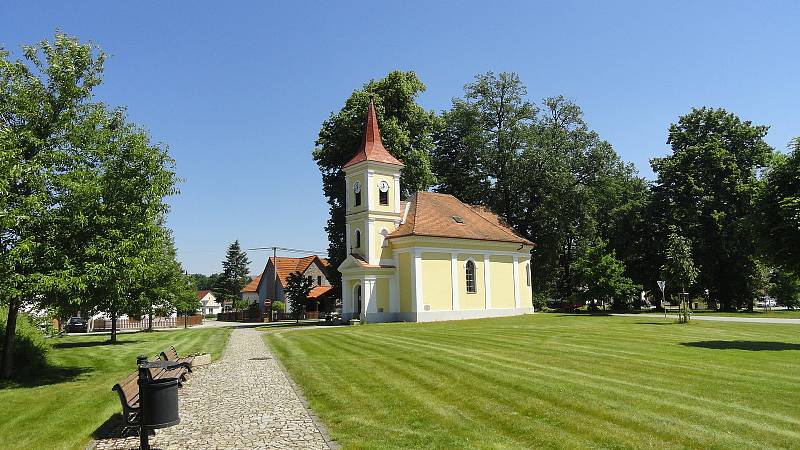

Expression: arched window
xmin=380 ymin=229 xmax=389 ymax=247
xmin=526 ymin=262 xmax=531 ymax=286
xmin=355 ymin=230 xmax=361 ymax=248
xmin=465 ymin=260 xmax=476 ymax=293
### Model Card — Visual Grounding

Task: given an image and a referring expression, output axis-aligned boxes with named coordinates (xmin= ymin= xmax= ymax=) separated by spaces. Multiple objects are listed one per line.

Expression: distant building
xmin=255 ymin=255 xmax=332 ymax=314
xmin=240 ymin=274 xmax=262 ymax=304
xmin=198 ymin=290 xmax=222 ymax=316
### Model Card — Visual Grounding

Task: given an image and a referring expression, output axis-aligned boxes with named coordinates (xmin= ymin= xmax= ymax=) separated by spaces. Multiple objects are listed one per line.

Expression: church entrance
xmin=354 ymin=284 xmax=362 ymax=320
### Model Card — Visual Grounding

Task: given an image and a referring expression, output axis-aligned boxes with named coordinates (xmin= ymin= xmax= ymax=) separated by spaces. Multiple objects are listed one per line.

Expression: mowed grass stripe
xmin=372 ymin=329 xmax=799 ymax=445
xmin=266 ymin=315 xmax=800 ymax=449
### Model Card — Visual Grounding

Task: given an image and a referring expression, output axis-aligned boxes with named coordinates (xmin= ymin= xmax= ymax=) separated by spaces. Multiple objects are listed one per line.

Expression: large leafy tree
xmin=0 ymin=34 xmax=105 ymax=375
xmin=651 ymin=108 xmax=774 ymax=310
xmin=313 ymin=71 xmax=438 ymax=295
xmin=756 ymin=138 xmax=800 ymax=272
xmin=572 ymin=241 xmax=641 ymax=310
xmin=285 ymin=271 xmax=313 ymax=323
xmin=213 ymin=240 xmax=250 ymax=311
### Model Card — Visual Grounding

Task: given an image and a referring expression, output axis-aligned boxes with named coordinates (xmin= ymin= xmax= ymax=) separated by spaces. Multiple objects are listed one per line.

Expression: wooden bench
xmin=160 ymin=346 xmax=195 ymax=371
xmin=661 ymin=301 xmax=681 ymax=317
xmin=150 ymin=356 xmax=189 ymax=385
xmin=111 ymin=372 xmax=141 ymax=435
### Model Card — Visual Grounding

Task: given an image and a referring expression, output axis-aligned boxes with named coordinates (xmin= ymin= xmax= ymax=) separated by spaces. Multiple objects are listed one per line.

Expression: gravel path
xmin=91 ymin=327 xmax=334 ymax=450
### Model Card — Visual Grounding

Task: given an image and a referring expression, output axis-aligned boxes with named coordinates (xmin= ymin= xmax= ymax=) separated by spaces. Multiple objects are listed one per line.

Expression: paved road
xmin=613 ymin=313 xmax=800 ymax=324
xmin=92 ymin=326 xmax=334 ymax=450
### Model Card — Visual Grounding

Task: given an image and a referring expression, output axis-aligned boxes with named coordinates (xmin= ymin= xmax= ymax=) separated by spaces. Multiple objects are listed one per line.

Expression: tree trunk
xmin=148 ymin=301 xmax=154 ymax=332
xmin=184 ymin=313 xmax=188 ymax=329
xmin=110 ymin=312 xmax=118 ymax=343
xmin=1 ymin=299 xmax=21 ymax=378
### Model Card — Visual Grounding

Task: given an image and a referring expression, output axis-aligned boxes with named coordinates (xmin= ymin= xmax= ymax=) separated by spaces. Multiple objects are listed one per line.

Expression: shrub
xmin=204 ymin=313 xmax=217 ymax=319
xmin=272 ymin=301 xmax=285 ymax=313
xmin=0 ymin=308 xmax=50 ymax=379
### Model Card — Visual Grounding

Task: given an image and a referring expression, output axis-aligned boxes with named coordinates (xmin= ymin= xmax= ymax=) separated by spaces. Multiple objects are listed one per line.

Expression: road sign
xmin=657 ymin=280 xmax=666 ymax=292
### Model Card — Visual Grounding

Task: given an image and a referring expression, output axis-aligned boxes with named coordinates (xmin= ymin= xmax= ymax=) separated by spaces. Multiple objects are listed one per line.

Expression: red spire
xmin=343 ymin=99 xmax=404 ymax=169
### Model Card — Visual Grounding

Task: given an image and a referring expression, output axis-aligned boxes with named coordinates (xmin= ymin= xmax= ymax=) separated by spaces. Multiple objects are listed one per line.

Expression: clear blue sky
xmin=2 ymin=1 xmax=798 ymax=275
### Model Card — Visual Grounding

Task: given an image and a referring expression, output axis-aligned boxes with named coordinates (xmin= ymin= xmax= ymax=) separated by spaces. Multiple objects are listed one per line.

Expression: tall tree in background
xmin=756 ymin=137 xmax=800 ymax=273
xmin=285 ymin=271 xmax=313 ymax=323
xmin=0 ymin=34 xmax=105 ymax=375
xmin=213 ymin=240 xmax=250 ymax=310
xmin=651 ymin=108 xmax=774 ymax=310
xmin=313 ymin=71 xmax=438 ymax=296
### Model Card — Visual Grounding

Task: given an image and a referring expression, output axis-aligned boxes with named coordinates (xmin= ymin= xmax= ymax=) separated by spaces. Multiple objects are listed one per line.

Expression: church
xmin=338 ymin=100 xmax=535 ymax=323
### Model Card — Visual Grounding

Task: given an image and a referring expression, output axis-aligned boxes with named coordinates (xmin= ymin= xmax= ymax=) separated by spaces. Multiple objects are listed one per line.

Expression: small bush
xmin=272 ymin=301 xmax=285 ymax=313
xmin=204 ymin=313 xmax=217 ymax=319
xmin=0 ymin=308 xmax=50 ymax=378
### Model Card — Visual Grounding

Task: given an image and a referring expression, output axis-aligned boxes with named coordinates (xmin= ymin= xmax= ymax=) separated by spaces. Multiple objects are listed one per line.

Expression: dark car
xmin=64 ymin=317 xmax=88 ymax=333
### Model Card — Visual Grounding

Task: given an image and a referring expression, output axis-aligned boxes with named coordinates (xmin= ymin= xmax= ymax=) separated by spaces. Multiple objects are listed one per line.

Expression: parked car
xmin=64 ymin=317 xmax=88 ymax=333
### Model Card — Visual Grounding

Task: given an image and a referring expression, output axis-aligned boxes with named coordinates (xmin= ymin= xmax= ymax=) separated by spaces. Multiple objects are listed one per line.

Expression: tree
xmin=756 ymin=138 xmax=800 ymax=272
xmin=769 ymin=269 xmax=800 ymax=309
xmin=190 ymin=273 xmax=221 ymax=290
xmin=212 ymin=240 xmax=250 ymax=312
xmin=285 ymin=271 xmax=313 ymax=323
xmin=572 ymin=241 xmax=641 ymax=311
xmin=1 ymin=33 xmax=105 ymax=376
xmin=651 ymin=107 xmax=774 ymax=310
xmin=313 ymin=71 xmax=438 ymax=297
xmin=660 ymin=230 xmax=699 ymax=300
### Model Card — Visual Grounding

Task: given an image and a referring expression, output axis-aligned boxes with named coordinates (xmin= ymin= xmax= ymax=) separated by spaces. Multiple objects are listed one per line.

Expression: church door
xmin=355 ymin=285 xmax=362 ymax=320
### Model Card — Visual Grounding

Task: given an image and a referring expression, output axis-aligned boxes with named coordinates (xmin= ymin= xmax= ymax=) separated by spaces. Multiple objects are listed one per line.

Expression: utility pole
xmin=271 ymin=246 xmax=277 ymax=322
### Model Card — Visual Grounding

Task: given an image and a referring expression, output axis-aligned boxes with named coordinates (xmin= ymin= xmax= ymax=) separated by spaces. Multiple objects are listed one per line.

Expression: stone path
xmin=91 ymin=327 xmax=334 ymax=450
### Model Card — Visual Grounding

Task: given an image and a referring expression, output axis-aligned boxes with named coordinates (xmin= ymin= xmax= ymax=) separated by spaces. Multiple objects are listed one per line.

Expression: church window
xmin=466 ymin=260 xmax=476 ymax=293
xmin=354 ymin=180 xmax=362 ymax=207
xmin=379 ymin=190 xmax=388 ymax=205
xmin=355 ymin=230 xmax=361 ymax=248
xmin=378 ymin=180 xmax=389 ymax=205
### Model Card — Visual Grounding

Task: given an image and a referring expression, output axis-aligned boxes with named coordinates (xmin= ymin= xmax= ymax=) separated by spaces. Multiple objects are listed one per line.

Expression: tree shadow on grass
xmin=53 ymin=339 xmax=131 ymax=349
xmin=0 ymin=365 xmax=89 ymax=388
xmin=91 ymin=413 xmax=142 ymax=440
xmin=681 ymin=341 xmax=800 ymax=351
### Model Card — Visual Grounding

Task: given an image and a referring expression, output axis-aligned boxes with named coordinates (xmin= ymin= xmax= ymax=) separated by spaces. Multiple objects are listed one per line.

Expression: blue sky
xmin=2 ymin=1 xmax=798 ymax=275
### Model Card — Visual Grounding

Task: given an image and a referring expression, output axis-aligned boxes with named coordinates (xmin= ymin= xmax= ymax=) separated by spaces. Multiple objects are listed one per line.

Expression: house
xmin=338 ymin=100 xmax=535 ymax=323
xmin=256 ymin=255 xmax=333 ymax=314
xmin=198 ymin=290 xmax=222 ymax=316
xmin=240 ymin=274 xmax=262 ymax=304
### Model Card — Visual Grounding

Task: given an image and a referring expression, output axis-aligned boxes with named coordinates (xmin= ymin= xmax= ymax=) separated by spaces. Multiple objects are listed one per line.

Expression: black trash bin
xmin=139 ymin=376 xmax=180 ymax=429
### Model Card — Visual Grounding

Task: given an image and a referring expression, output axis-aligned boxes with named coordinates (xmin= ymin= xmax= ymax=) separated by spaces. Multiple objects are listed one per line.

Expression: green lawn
xmin=0 ymin=326 xmax=231 ymax=450
xmin=266 ymin=315 xmax=800 ymax=449
xmin=691 ymin=310 xmax=800 ymax=318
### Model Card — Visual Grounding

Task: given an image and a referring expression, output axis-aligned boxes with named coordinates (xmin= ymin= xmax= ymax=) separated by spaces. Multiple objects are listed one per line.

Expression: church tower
xmin=342 ymin=99 xmax=403 ymax=266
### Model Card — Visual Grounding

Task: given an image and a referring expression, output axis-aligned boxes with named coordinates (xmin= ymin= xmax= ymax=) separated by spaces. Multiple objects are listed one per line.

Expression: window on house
xmin=466 ymin=260 xmax=476 ymax=293
xmin=307 ymin=275 xmax=312 ymax=284
xmin=379 ymin=190 xmax=388 ymax=205
xmin=355 ymin=191 xmax=361 ymax=207
xmin=317 ymin=275 xmax=322 ymax=285
xmin=355 ymin=230 xmax=361 ymax=248
xmin=526 ymin=262 xmax=531 ymax=286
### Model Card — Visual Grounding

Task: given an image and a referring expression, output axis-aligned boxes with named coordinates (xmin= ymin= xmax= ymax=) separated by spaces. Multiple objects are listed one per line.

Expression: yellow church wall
xmin=370 ymin=173 xmax=396 ymax=213
xmin=490 ymin=255 xmax=515 ymax=308
xmin=458 ymin=254 xmax=485 ymax=310
xmin=518 ymin=259 xmax=533 ymax=307
xmin=421 ymin=252 xmax=453 ymax=311
xmin=376 ymin=278 xmax=390 ymax=313
xmin=391 ymin=236 xmax=532 ymax=255
xmin=398 ymin=252 xmax=412 ymax=312
xmin=372 ymin=218 xmax=396 ymax=262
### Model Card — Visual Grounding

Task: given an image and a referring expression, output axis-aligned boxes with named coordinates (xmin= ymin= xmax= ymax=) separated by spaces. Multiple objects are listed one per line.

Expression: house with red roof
xmin=255 ymin=255 xmax=333 ymax=315
xmin=240 ymin=274 xmax=262 ymax=304
xmin=198 ymin=290 xmax=222 ymax=316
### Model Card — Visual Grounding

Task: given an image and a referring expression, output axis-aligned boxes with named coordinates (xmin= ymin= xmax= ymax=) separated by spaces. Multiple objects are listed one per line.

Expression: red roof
xmin=197 ymin=290 xmax=211 ymax=299
xmin=266 ymin=255 xmax=328 ymax=288
xmin=308 ymin=285 xmax=333 ymax=299
xmin=240 ymin=274 xmax=262 ymax=293
xmin=343 ymin=100 xmax=404 ymax=169
xmin=389 ymin=192 xmax=534 ymax=245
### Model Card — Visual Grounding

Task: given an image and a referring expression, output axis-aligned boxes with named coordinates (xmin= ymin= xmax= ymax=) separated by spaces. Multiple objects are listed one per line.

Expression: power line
xmin=246 ymin=245 xmax=328 ymax=256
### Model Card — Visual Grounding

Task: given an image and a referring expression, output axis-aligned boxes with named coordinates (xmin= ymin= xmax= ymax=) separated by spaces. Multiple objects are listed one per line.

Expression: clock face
xmin=353 ymin=181 xmax=361 ymax=194
xmin=378 ymin=181 xmax=389 ymax=192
